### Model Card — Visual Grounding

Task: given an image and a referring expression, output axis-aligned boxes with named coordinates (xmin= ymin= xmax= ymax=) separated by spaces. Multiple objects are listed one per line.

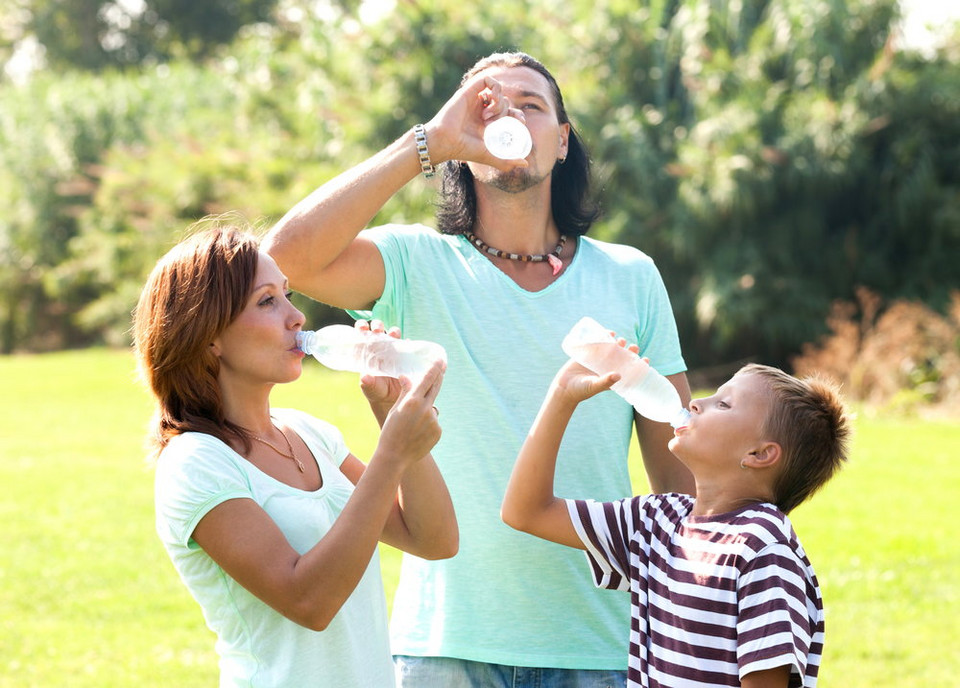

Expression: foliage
xmin=792 ymin=288 xmax=960 ymax=411
xmin=576 ymin=0 xmax=960 ymax=367
xmin=0 ymin=65 xmax=238 ymax=351
xmin=0 ymin=68 xmax=153 ymax=351
xmin=0 ymin=0 xmax=958 ymax=368
xmin=5 ymin=0 xmax=279 ymax=72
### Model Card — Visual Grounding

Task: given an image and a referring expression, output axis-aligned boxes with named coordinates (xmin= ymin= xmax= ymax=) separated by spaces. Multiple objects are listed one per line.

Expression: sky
xmin=897 ymin=0 xmax=960 ymax=54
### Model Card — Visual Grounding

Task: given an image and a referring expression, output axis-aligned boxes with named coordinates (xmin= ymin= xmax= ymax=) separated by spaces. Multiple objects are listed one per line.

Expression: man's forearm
xmin=262 ymin=129 xmax=424 ymax=286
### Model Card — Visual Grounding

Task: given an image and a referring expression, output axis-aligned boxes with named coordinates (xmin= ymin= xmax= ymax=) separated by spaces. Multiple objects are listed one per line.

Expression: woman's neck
xmin=219 ymin=381 xmax=275 ymax=437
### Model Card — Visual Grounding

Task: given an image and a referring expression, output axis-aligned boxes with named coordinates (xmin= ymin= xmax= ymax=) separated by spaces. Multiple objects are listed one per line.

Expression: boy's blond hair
xmin=740 ymin=364 xmax=852 ymax=514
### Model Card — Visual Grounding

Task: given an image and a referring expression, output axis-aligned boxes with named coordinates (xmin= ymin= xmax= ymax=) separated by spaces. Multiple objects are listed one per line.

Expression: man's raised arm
xmin=264 ymin=73 xmax=526 ymax=310
xmin=263 ymin=131 xmax=421 ymax=310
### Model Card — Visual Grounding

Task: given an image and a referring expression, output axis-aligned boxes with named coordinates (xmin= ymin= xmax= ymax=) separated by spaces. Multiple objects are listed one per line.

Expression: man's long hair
xmin=436 ymin=52 xmax=599 ymax=236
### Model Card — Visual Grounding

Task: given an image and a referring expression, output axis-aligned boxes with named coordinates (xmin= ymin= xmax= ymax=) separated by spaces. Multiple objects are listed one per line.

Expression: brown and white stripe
xmin=568 ymin=493 xmax=824 ymax=687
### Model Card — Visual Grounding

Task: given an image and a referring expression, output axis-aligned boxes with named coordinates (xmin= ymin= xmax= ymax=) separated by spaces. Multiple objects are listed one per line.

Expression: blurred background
xmin=1 ymin=3 xmax=958 ymax=686
xmin=1 ymin=0 xmax=958 ymax=403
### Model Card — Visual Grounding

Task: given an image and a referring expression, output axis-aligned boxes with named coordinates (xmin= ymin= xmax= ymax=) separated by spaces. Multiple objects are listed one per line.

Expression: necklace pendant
xmin=547 ymin=253 xmax=563 ymax=276
xmin=295 ymin=458 xmax=305 ymax=473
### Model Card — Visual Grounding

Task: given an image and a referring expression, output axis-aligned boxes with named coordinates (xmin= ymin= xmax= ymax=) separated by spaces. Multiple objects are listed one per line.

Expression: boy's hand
xmin=552 ymin=339 xmax=642 ymax=405
xmin=552 ymin=359 xmax=620 ymax=405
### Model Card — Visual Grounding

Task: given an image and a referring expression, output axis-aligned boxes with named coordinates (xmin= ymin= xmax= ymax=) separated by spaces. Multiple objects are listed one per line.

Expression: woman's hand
xmin=376 ymin=358 xmax=444 ymax=470
xmin=357 ymin=317 xmax=445 ymax=469
xmin=356 ymin=319 xmax=403 ymax=417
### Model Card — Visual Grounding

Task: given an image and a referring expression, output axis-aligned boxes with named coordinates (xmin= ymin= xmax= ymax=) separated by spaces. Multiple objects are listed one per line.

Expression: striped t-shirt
xmin=567 ymin=494 xmax=824 ymax=687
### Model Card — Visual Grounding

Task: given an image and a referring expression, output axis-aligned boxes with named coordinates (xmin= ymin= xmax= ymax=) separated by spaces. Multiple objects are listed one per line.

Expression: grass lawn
xmin=1 ymin=349 xmax=957 ymax=686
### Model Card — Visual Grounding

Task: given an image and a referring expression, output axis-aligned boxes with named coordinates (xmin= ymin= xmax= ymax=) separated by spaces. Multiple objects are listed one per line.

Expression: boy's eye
xmin=717 ymin=400 xmax=729 ymax=409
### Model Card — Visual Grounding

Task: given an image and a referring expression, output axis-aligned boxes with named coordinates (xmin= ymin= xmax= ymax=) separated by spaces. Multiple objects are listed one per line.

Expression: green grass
xmin=1 ymin=349 xmax=957 ymax=686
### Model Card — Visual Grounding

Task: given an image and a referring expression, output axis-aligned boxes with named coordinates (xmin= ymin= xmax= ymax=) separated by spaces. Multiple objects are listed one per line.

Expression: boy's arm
xmin=741 ymin=665 xmax=790 ymax=688
xmin=501 ymin=383 xmax=583 ymax=549
xmin=501 ymin=361 xmax=619 ymax=549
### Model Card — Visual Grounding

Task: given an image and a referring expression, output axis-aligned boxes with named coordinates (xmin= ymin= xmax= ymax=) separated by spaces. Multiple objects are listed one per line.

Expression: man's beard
xmin=483 ymin=165 xmax=550 ymax=194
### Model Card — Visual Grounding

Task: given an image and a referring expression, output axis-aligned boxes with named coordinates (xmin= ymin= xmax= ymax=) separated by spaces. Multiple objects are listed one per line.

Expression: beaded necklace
xmin=464 ymin=230 xmax=567 ymax=276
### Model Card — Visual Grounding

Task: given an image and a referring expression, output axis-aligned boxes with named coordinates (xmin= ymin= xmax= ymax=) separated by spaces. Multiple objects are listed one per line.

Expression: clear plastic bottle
xmin=484 ymin=116 xmax=532 ymax=159
xmin=297 ymin=325 xmax=447 ymax=379
xmin=561 ymin=316 xmax=691 ymax=428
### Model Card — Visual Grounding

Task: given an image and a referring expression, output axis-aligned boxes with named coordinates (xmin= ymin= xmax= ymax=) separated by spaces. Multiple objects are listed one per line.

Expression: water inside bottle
xmin=562 ymin=317 xmax=689 ymax=426
xmin=297 ymin=327 xmax=446 ymax=378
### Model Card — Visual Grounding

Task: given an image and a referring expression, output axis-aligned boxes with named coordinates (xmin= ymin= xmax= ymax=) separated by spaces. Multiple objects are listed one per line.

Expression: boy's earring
xmin=740 ymin=460 xmax=748 ymax=469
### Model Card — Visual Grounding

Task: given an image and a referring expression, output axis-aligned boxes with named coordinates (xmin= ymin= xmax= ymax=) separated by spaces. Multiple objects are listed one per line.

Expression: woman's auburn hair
xmin=133 ymin=225 xmax=259 ymax=457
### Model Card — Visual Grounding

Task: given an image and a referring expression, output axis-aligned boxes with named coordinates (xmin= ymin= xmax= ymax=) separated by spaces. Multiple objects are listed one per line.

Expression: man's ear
xmin=744 ymin=442 xmax=782 ymax=469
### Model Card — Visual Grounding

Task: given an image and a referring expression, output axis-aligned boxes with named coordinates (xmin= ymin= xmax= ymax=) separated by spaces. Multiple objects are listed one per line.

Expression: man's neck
xmin=473 ymin=185 xmax=558 ymax=256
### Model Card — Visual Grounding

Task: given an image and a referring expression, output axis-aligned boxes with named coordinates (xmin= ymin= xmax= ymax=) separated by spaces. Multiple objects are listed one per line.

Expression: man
xmin=265 ymin=51 xmax=694 ymax=688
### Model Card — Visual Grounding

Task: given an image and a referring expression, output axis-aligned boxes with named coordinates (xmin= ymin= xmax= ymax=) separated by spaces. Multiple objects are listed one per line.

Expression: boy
xmin=502 ymin=355 xmax=850 ymax=688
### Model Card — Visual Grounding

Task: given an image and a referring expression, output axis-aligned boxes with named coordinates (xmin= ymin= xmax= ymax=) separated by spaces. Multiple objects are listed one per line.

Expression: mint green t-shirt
xmin=350 ymin=225 xmax=686 ymax=669
xmin=154 ymin=408 xmax=394 ymax=687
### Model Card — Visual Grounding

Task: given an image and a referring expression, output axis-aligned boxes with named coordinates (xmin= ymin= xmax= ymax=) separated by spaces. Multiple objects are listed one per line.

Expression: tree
xmin=1 ymin=0 xmax=957 ymax=363
xmin=572 ymin=0 xmax=959 ymax=367
xmin=4 ymin=0 xmax=279 ymax=73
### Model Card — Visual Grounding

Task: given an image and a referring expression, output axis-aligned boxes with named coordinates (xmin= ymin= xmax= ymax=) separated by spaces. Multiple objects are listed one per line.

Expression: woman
xmin=133 ymin=225 xmax=457 ymax=687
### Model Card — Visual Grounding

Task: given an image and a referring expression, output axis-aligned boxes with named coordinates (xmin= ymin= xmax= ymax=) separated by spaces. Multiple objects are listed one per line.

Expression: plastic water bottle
xmin=561 ymin=317 xmax=691 ymax=428
xmin=297 ymin=325 xmax=447 ymax=379
xmin=484 ymin=116 xmax=532 ymax=159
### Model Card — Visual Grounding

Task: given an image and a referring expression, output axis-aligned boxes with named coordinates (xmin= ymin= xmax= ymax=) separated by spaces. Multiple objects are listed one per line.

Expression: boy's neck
xmin=690 ymin=480 xmax=773 ymax=517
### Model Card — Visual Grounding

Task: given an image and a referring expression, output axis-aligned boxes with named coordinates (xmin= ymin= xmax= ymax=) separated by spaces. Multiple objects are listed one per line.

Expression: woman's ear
xmin=209 ymin=340 xmax=221 ymax=357
xmin=743 ymin=442 xmax=782 ymax=470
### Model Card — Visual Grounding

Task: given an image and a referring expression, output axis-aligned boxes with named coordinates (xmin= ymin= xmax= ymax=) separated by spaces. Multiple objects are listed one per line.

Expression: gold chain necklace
xmin=251 ymin=425 xmax=305 ymax=473
xmin=466 ymin=221 xmax=567 ymax=276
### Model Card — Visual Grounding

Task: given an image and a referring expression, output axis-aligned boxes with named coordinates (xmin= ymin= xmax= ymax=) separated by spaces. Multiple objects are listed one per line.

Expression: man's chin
xmin=489 ymin=168 xmax=545 ymax=194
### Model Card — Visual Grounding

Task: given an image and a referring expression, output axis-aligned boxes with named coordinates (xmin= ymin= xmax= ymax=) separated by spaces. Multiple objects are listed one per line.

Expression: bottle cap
xmin=484 ymin=117 xmax=532 ymax=159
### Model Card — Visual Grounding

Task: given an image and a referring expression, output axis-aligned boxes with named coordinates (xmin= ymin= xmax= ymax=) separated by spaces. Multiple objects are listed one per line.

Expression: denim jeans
xmin=394 ymin=655 xmax=627 ymax=688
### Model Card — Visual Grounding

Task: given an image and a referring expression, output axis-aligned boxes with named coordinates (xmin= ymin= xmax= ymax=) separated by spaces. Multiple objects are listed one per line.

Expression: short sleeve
xmin=566 ymin=497 xmax=646 ymax=592
xmin=345 ymin=224 xmax=434 ymax=326
xmin=634 ymin=262 xmax=686 ymax=377
xmin=154 ymin=434 xmax=252 ymax=548
xmin=737 ymin=543 xmax=818 ymax=681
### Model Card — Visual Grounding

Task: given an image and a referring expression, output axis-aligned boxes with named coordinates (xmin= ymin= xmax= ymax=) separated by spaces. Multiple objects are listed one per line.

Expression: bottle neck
xmin=670 ymin=407 xmax=692 ymax=429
